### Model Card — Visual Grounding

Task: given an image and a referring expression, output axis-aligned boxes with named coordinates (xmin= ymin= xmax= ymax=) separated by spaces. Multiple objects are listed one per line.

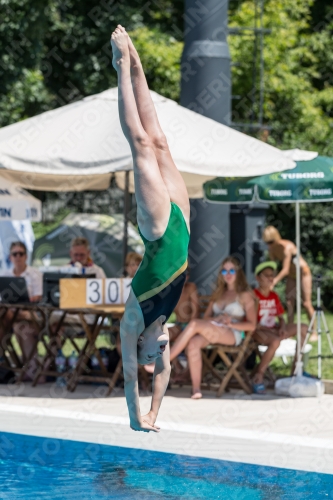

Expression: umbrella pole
xmin=295 ymin=201 xmax=303 ymax=377
xmin=122 ymin=171 xmax=130 ymax=272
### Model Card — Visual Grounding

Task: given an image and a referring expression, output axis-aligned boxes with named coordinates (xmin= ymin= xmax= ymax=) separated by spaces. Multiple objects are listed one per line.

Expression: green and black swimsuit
xmin=131 ymin=202 xmax=190 ymax=328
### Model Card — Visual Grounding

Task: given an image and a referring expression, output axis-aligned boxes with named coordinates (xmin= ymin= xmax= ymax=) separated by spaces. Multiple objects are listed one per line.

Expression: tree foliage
xmin=0 ymin=0 xmax=183 ymax=126
xmin=229 ymin=0 xmax=333 ymax=154
xmin=2 ymin=0 xmax=332 ymax=147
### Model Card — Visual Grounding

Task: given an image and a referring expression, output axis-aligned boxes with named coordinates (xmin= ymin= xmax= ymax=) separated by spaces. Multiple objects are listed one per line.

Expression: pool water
xmin=0 ymin=432 xmax=332 ymax=499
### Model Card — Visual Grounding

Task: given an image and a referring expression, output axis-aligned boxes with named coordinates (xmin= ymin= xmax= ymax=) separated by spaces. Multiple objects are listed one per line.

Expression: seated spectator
xmin=69 ymin=237 xmax=106 ymax=278
xmin=167 ymin=267 xmax=199 ymax=383
xmin=50 ymin=237 xmax=106 ymax=336
xmin=125 ymin=252 xmax=142 ymax=278
xmin=169 ymin=257 xmax=257 ymax=399
xmin=169 ymin=267 xmax=199 ymax=342
xmin=0 ymin=241 xmax=42 ymax=363
xmin=252 ymin=261 xmax=307 ymax=394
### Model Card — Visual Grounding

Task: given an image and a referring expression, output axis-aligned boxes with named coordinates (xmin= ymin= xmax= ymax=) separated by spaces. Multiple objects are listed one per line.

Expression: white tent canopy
xmin=0 ymin=88 xmax=295 ymax=196
xmin=0 ymin=177 xmax=41 ymax=221
xmin=281 ymin=148 xmax=318 ymax=162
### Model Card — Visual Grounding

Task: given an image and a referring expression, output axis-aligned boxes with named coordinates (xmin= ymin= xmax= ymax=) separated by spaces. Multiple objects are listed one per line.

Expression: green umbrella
xmin=204 ymin=156 xmax=333 ymax=204
xmin=204 ymin=155 xmax=333 ymax=379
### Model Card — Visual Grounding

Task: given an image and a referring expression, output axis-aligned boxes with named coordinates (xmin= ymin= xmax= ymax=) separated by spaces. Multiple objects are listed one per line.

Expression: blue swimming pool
xmin=0 ymin=431 xmax=332 ymax=499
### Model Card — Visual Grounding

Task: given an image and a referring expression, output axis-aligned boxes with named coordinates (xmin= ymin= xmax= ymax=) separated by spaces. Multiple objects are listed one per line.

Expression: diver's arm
xmin=143 ymin=331 xmax=171 ymax=428
xmin=120 ymin=290 xmax=158 ymax=432
xmin=120 ymin=322 xmax=141 ymax=428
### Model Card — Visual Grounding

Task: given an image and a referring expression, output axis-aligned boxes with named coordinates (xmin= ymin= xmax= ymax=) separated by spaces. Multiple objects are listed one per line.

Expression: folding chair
xmin=201 ymin=330 xmax=257 ymax=396
xmin=31 ymin=307 xmax=114 ymax=390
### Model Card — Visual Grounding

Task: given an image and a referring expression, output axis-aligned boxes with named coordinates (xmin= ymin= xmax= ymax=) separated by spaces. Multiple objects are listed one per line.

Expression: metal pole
xmin=250 ymin=0 xmax=258 ymax=123
xmin=317 ymin=283 xmax=322 ymax=379
xmin=122 ymin=171 xmax=130 ymax=271
xmin=258 ymin=0 xmax=265 ymax=126
xmin=295 ymin=201 xmax=303 ymax=376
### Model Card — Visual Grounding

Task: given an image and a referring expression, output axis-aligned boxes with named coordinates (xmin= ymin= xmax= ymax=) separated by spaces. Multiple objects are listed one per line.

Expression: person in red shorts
xmin=252 ymin=261 xmax=307 ymax=394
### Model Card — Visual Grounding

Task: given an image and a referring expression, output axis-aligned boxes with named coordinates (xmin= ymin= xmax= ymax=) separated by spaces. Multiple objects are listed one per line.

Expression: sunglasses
xmin=266 ymin=240 xmax=275 ymax=245
xmin=11 ymin=252 xmax=26 ymax=257
xmin=221 ymin=268 xmax=236 ymax=276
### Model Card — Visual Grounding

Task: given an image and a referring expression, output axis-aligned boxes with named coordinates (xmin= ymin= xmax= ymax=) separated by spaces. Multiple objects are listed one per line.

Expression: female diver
xmin=111 ymin=26 xmax=190 ymax=432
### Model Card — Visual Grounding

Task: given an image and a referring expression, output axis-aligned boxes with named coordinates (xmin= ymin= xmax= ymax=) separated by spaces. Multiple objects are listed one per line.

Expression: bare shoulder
xmin=239 ymin=290 xmax=256 ymax=304
xmin=95 ymin=264 xmax=106 ymax=279
xmin=281 ymin=239 xmax=295 ymax=253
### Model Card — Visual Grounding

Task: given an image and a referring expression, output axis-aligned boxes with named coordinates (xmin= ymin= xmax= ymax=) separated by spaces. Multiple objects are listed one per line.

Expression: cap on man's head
xmin=255 ymin=261 xmax=277 ymax=276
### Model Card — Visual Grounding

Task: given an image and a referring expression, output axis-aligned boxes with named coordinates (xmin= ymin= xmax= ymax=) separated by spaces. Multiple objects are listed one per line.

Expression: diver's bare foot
xmin=191 ymin=391 xmax=202 ymax=400
xmin=127 ymin=33 xmax=140 ymax=68
xmin=309 ymin=332 xmax=318 ymax=342
xmin=111 ymin=26 xmax=130 ymax=70
xmin=115 ymin=25 xmax=141 ymax=72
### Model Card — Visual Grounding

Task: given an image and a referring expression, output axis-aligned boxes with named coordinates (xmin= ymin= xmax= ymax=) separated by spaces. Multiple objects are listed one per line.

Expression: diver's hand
xmin=130 ymin=421 xmax=160 ymax=433
xmin=130 ymin=415 xmax=160 ymax=433
xmin=142 ymin=411 xmax=160 ymax=431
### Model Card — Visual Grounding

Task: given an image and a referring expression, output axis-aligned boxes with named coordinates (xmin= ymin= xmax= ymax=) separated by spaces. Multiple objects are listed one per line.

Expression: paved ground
xmin=0 ymin=383 xmax=332 ymax=475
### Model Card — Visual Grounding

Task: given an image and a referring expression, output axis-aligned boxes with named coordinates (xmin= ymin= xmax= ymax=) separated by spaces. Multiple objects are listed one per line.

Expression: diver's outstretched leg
xmin=116 ymin=26 xmax=189 ymax=226
xmin=111 ymin=27 xmax=170 ymax=240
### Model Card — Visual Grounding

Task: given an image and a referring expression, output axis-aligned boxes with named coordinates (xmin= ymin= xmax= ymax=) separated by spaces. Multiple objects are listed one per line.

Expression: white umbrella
xmin=0 ymin=88 xmax=295 ymax=194
xmin=0 ymin=177 xmax=41 ymax=221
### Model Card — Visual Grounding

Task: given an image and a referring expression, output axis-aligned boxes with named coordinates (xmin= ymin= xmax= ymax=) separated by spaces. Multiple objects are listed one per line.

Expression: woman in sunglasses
xmin=262 ymin=226 xmax=314 ymax=330
xmin=4 ymin=242 xmax=42 ymax=302
xmin=0 ymin=241 xmax=42 ymax=366
xmin=169 ymin=256 xmax=257 ymax=399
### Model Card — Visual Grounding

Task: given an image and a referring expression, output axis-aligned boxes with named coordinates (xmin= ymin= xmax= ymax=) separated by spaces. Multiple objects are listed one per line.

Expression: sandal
xmin=252 ymin=382 xmax=266 ymax=394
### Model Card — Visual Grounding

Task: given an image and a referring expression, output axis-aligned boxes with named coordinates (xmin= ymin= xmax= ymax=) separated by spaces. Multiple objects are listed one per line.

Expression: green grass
xmin=270 ymin=312 xmax=333 ymax=380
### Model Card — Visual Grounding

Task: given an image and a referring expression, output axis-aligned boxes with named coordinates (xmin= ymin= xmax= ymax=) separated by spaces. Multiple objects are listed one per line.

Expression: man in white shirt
xmin=50 ymin=237 xmax=107 ymax=332
xmin=69 ymin=237 xmax=106 ymax=279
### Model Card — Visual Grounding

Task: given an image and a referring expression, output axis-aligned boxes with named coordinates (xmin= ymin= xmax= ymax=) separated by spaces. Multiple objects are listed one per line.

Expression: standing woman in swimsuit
xmin=111 ymin=26 xmax=190 ymax=432
xmin=169 ymin=257 xmax=257 ymax=399
xmin=262 ymin=226 xmax=315 ymax=325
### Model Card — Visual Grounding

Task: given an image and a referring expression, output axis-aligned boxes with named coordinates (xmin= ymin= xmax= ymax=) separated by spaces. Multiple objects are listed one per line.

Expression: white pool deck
xmin=0 ymin=383 xmax=333 ymax=475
